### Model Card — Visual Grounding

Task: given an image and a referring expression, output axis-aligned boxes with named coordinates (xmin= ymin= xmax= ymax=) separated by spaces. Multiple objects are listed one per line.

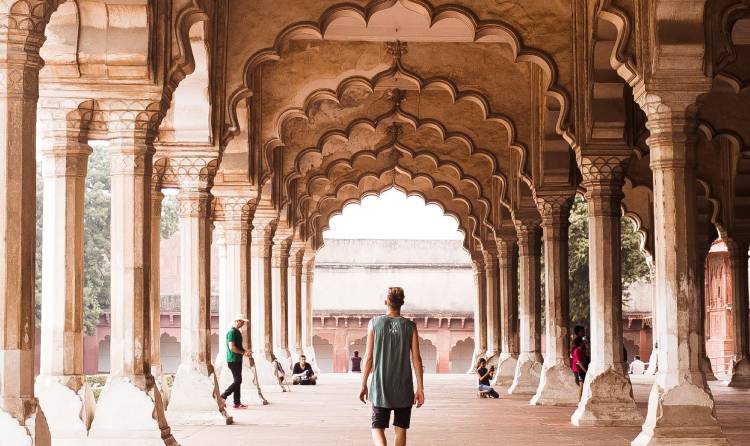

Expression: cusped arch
xmin=226 ymin=0 xmax=574 ymax=146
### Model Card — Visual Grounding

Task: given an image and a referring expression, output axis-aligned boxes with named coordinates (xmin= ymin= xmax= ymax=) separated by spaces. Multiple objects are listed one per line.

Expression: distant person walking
xmin=220 ymin=314 xmax=253 ymax=409
xmin=360 ymin=287 xmax=425 ymax=446
xmin=351 ymin=350 xmax=363 ymax=372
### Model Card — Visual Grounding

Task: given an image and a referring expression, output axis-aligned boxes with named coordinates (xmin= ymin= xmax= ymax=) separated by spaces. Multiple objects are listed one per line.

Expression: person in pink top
xmin=571 ymin=337 xmax=588 ymax=386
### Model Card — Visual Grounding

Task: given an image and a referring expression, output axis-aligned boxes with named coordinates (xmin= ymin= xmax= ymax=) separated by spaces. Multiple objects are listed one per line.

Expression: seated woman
xmin=476 ymin=358 xmax=499 ymax=398
xmin=292 ymin=354 xmax=317 ymax=385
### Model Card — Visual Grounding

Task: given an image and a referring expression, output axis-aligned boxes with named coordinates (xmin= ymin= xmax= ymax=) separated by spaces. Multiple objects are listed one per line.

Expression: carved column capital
xmin=251 ymin=215 xmax=278 ymax=257
xmin=534 ymin=194 xmax=573 ymax=229
xmin=632 ymin=83 xmax=711 ymax=170
xmin=177 ymin=190 xmax=211 ymax=218
xmin=40 ymin=142 xmax=92 ymax=179
xmin=514 ymin=219 xmax=541 ymax=257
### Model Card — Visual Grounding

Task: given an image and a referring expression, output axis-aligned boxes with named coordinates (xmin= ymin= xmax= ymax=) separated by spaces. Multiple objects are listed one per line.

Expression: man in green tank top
xmin=359 ymin=287 xmax=425 ymax=446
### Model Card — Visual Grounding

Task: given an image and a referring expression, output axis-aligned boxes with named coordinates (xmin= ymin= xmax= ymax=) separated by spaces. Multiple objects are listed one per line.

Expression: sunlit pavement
xmin=172 ymin=373 xmax=750 ymax=446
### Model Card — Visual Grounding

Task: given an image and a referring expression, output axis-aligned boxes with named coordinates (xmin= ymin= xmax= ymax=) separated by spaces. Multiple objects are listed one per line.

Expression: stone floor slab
xmin=172 ymin=374 xmax=750 ymax=446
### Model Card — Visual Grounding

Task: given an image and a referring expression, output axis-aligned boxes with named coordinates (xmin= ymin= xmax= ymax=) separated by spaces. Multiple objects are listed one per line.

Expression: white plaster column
xmin=508 ymin=220 xmax=544 ymax=395
xmin=149 ymin=187 xmax=171 ymax=404
xmin=571 ymin=150 xmax=641 ymax=426
xmin=288 ymin=244 xmax=305 ymax=361
xmin=484 ymin=245 xmax=501 ymax=366
xmin=727 ymin=238 xmax=750 ymax=387
xmin=302 ymin=252 xmax=319 ymax=372
xmin=531 ymin=194 xmax=579 ymax=406
xmin=89 ymin=108 xmax=176 ymax=445
xmin=35 ymin=133 xmax=95 ymax=441
xmin=271 ymin=234 xmax=292 ymax=368
xmin=166 ymin=183 xmax=230 ymax=425
xmin=494 ymin=235 xmax=519 ymax=387
xmin=0 ymin=6 xmax=53 ymax=444
xmin=468 ymin=255 xmax=488 ymax=373
xmin=211 ymin=191 xmax=255 ymax=394
xmin=631 ymin=87 xmax=728 ymax=445
xmin=250 ymin=213 xmax=278 ymax=383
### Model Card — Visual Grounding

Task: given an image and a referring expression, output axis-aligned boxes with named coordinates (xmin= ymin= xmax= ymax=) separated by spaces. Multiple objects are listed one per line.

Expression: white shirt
xmin=629 ymin=359 xmax=646 ymax=375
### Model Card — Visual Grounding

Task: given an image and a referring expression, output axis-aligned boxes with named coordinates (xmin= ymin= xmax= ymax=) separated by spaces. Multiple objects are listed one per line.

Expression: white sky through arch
xmin=322 ymin=188 xmax=464 ymax=240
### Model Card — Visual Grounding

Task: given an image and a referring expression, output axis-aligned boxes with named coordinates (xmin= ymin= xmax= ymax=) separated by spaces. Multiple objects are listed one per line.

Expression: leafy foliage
xmin=35 ymin=145 xmax=180 ymax=335
xmin=160 ymin=195 xmax=179 ymax=240
xmin=567 ymin=195 xmax=653 ymax=327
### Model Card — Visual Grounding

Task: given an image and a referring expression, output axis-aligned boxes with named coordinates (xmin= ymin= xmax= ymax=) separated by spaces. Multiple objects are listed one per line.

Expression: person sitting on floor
xmin=292 ymin=354 xmax=317 ymax=385
xmin=476 ymin=358 xmax=499 ymax=399
xmin=628 ymin=355 xmax=646 ymax=375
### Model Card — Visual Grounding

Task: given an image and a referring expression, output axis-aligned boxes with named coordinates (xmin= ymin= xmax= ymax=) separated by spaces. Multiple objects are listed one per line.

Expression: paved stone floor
xmin=172 ymin=374 xmax=750 ymax=446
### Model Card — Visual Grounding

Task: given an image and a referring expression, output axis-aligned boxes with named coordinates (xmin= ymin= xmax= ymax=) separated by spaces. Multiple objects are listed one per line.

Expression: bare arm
xmin=359 ymin=323 xmax=375 ymax=404
xmin=411 ymin=325 xmax=424 ymax=407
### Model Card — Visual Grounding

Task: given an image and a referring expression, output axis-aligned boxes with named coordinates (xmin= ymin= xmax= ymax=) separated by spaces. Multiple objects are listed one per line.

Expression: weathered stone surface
xmin=572 ymin=367 xmax=642 ymax=427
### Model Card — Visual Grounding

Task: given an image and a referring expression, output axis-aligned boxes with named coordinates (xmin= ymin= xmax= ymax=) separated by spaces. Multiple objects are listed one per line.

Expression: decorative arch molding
xmin=166 ymin=1 xmax=211 ymax=94
xmin=596 ymin=0 xmax=641 ymax=86
xmin=707 ymin=0 xmax=750 ymax=92
xmin=225 ymin=0 xmax=575 ymax=147
xmin=288 ymin=139 xmax=496 ymax=236
xmin=268 ymin=68 xmax=527 ymax=182
xmin=304 ymin=169 xmax=481 ymax=251
xmin=621 ymin=177 xmax=654 ymax=261
xmin=282 ymin=115 xmax=504 ymax=212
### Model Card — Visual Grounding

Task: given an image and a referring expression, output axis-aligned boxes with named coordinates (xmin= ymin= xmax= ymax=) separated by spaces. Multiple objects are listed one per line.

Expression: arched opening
xmin=160 ymin=333 xmax=181 ymax=374
xmin=313 ymin=334 xmax=335 ymax=373
xmin=311 ymin=188 xmax=474 ymax=374
xmin=450 ymin=337 xmax=475 ymax=373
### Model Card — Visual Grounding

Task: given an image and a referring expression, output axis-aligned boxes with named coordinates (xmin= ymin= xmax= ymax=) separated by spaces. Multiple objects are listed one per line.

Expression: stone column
xmin=89 ymin=107 xmax=175 ymax=445
xmin=494 ymin=236 xmax=519 ymax=387
xmin=211 ymin=192 xmax=254 ymax=393
xmin=271 ymin=234 xmax=292 ymax=368
xmin=508 ymin=220 xmax=544 ymax=395
xmin=531 ymin=194 xmax=579 ymax=406
xmin=302 ymin=252 xmax=319 ymax=372
xmin=0 ymin=5 xmax=52 ymax=444
xmin=288 ymin=244 xmax=305 ymax=361
xmin=35 ymin=132 xmax=95 ymax=440
xmin=631 ymin=87 xmax=728 ymax=445
xmin=727 ymin=238 xmax=750 ymax=387
xmin=166 ymin=182 xmax=230 ymax=425
xmin=571 ymin=150 xmax=641 ymax=426
xmin=250 ymin=214 xmax=278 ymax=383
xmin=149 ymin=187 xmax=171 ymax=404
xmin=484 ymin=245 xmax=501 ymax=366
xmin=469 ymin=256 xmax=488 ymax=373
xmin=696 ymin=233 xmax=717 ymax=381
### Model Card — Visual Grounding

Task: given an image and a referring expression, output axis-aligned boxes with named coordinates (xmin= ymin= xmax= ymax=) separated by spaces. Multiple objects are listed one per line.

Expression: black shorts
xmin=371 ymin=406 xmax=412 ymax=429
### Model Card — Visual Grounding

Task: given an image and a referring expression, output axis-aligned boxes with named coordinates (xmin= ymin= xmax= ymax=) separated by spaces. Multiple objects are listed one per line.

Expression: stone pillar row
xmin=572 ymin=149 xmax=641 ymax=427
xmin=531 ymin=192 xmax=579 ymax=406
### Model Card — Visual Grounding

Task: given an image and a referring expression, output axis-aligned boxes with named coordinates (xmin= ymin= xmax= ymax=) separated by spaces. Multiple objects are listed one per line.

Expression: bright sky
xmin=323 ymin=188 xmax=464 ymax=240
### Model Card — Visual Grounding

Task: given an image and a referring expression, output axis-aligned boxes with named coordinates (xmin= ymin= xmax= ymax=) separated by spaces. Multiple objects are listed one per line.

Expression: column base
xmin=507 ymin=353 xmax=542 ymax=395
xmin=0 ymin=398 xmax=49 ymax=446
xmin=631 ymin=381 xmax=728 ymax=446
xmin=701 ymin=355 xmax=717 ymax=382
xmin=88 ymin=376 xmax=176 ymax=446
xmin=35 ymin=374 xmax=95 ymax=440
xmin=468 ymin=349 xmax=487 ymax=374
xmin=492 ymin=353 xmax=517 ymax=387
xmin=166 ymin=362 xmax=232 ymax=426
xmin=727 ymin=357 xmax=750 ymax=387
xmin=273 ymin=348 xmax=293 ymax=372
xmin=530 ymin=360 xmax=579 ymax=406
xmin=151 ymin=364 xmax=171 ymax=407
xmin=571 ymin=366 xmax=642 ymax=426
xmin=252 ymin=352 xmax=281 ymax=386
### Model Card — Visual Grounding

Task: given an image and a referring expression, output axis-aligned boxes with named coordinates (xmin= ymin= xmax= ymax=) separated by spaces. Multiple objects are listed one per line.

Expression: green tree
xmin=82 ymin=147 xmax=111 ymax=335
xmin=160 ymin=195 xmax=179 ymax=240
xmin=567 ymin=195 xmax=653 ymax=327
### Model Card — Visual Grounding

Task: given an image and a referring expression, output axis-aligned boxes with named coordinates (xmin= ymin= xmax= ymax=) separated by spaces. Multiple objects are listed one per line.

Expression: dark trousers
xmin=221 ymin=360 xmax=243 ymax=404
